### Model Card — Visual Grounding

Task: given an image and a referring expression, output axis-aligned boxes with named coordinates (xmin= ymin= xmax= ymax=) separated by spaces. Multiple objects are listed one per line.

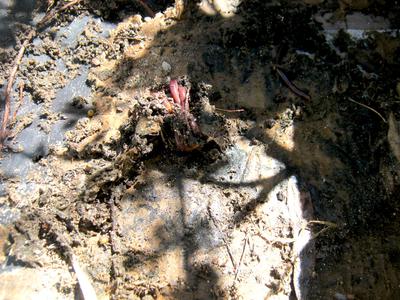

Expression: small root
xmin=37 ymin=0 xmax=83 ymax=29
xmin=348 ymin=97 xmax=387 ymax=123
xmin=215 ymin=107 xmax=245 ymax=113
xmin=0 ymin=30 xmax=35 ymax=149
xmin=307 ymin=220 xmax=338 ymax=239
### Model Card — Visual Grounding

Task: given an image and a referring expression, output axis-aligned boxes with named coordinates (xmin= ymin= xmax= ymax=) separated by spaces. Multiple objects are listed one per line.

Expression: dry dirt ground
xmin=1 ymin=0 xmax=400 ymax=299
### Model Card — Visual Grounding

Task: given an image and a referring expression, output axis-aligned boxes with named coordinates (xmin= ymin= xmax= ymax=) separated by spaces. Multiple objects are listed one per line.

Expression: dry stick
xmin=0 ymin=30 xmax=35 ymax=147
xmin=348 ymin=97 xmax=387 ymax=123
xmin=11 ymin=82 xmax=25 ymax=124
xmin=307 ymin=220 xmax=337 ymax=227
xmin=215 ymin=107 xmax=245 ymax=113
xmin=70 ymin=254 xmax=99 ymax=300
xmin=0 ymin=0 xmax=82 ymax=148
xmin=307 ymin=219 xmax=338 ymax=240
xmin=37 ymin=0 xmax=83 ymax=28
xmin=59 ymin=240 xmax=98 ymax=300
xmin=207 ymin=206 xmax=236 ymax=270
xmin=6 ymin=82 xmax=26 ymax=142
xmin=233 ymin=232 xmax=248 ymax=282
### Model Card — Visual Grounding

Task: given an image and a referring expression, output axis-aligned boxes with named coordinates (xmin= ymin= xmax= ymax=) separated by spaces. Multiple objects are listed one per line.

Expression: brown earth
xmin=1 ymin=0 xmax=400 ymax=299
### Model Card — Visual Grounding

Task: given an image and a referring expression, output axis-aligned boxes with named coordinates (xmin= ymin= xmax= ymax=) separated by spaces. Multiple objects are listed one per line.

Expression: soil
xmin=1 ymin=0 xmax=400 ymax=299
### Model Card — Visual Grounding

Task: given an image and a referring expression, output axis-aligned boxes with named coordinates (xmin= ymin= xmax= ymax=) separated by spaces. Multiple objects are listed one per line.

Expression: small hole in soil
xmin=32 ymin=154 xmax=44 ymax=162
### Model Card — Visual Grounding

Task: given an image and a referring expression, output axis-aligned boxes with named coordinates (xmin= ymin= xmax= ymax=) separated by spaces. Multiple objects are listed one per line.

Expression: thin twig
xmin=223 ymin=235 xmax=236 ymax=269
xmin=348 ymin=97 xmax=387 ymax=123
xmin=233 ymin=232 xmax=248 ymax=282
xmin=0 ymin=30 xmax=35 ymax=148
xmin=71 ymin=254 xmax=99 ymax=300
xmin=215 ymin=107 xmax=245 ymax=113
xmin=11 ymin=82 xmax=25 ymax=124
xmin=37 ymin=0 xmax=83 ymax=28
xmin=1 ymin=0 xmax=83 ymax=149
xmin=307 ymin=220 xmax=337 ymax=227
xmin=307 ymin=219 xmax=338 ymax=240
xmin=207 ymin=206 xmax=236 ymax=270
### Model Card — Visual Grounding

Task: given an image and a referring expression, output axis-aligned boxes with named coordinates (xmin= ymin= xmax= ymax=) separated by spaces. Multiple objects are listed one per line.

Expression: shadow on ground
xmin=0 ymin=0 xmax=36 ymax=47
xmin=96 ymin=1 xmax=400 ymax=298
xmin=3 ymin=0 xmax=400 ymax=299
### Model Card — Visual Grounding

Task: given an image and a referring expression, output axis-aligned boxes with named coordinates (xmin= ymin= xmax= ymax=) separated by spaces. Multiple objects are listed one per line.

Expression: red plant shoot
xmin=169 ymin=79 xmax=180 ymax=105
xmin=163 ymin=78 xmax=201 ymax=151
xmin=178 ymin=85 xmax=187 ymax=110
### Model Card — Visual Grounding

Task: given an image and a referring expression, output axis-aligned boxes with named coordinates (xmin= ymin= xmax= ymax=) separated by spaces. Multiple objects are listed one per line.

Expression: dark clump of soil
xmin=85 ymin=0 xmax=175 ymax=20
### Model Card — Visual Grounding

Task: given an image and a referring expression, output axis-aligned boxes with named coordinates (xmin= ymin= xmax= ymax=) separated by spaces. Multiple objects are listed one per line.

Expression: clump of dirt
xmin=66 ymin=74 xmax=228 ymax=170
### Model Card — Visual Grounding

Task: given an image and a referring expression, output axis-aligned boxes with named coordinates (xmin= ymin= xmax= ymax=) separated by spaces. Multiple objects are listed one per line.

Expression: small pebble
xmin=162 ymin=61 xmax=172 ymax=73
xmin=98 ymin=235 xmax=109 ymax=246
xmin=334 ymin=293 xmax=347 ymax=300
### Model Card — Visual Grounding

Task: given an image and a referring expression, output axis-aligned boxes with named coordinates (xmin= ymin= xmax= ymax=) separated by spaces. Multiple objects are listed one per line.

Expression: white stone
xmin=161 ymin=61 xmax=172 ymax=73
